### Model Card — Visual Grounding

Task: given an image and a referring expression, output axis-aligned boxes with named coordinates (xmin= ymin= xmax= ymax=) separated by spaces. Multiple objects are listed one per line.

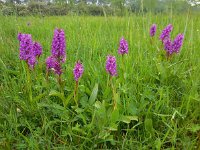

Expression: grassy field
xmin=0 ymin=14 xmax=200 ymax=149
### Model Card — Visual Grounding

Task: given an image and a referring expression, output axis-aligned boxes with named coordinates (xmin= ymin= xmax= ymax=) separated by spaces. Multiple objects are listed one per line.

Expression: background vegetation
xmin=0 ymin=0 xmax=200 ymax=16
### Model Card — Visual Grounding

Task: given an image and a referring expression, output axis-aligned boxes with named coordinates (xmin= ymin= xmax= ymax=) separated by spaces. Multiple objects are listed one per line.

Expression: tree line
xmin=0 ymin=0 xmax=200 ymax=16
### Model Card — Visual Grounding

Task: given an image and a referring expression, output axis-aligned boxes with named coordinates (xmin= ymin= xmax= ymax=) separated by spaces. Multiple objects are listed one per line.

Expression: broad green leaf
xmin=127 ymin=100 xmax=137 ymax=115
xmin=119 ymin=115 xmax=131 ymax=124
xmin=155 ymin=138 xmax=161 ymax=150
xmin=145 ymin=118 xmax=154 ymax=135
xmin=115 ymin=93 xmax=121 ymax=106
xmin=126 ymin=116 xmax=139 ymax=121
xmin=89 ymin=83 xmax=98 ymax=105
xmin=107 ymin=123 xmax=118 ymax=131
xmin=80 ymin=95 xmax=89 ymax=108
xmin=111 ymin=108 xmax=119 ymax=123
xmin=119 ymin=115 xmax=138 ymax=124
xmin=85 ymin=87 xmax=91 ymax=96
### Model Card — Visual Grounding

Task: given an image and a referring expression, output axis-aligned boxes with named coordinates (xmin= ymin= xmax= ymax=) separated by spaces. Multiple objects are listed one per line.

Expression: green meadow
xmin=0 ymin=14 xmax=200 ymax=149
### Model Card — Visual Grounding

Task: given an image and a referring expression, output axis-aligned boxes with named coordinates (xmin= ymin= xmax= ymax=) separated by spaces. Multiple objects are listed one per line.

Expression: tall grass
xmin=0 ymin=13 xmax=200 ymax=149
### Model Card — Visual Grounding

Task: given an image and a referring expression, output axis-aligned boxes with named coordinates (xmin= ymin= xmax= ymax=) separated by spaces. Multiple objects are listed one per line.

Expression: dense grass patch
xmin=0 ymin=14 xmax=200 ymax=149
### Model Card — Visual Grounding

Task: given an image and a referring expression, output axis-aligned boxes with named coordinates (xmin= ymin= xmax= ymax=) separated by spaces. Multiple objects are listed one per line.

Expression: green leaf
xmin=107 ymin=123 xmax=118 ymax=131
xmin=38 ymin=102 xmax=65 ymax=112
xmin=75 ymin=108 xmax=84 ymax=113
xmin=145 ymin=118 xmax=154 ymax=134
xmin=65 ymin=92 xmax=74 ymax=107
xmin=33 ymin=92 xmax=47 ymax=103
xmin=127 ymin=100 xmax=137 ymax=115
xmin=126 ymin=116 xmax=139 ymax=121
xmin=49 ymin=90 xmax=69 ymax=107
xmin=119 ymin=115 xmax=138 ymax=124
xmin=98 ymin=130 xmax=110 ymax=140
xmin=89 ymin=83 xmax=98 ymax=105
xmin=155 ymin=138 xmax=161 ymax=150
xmin=187 ymin=124 xmax=200 ymax=133
xmin=0 ymin=58 xmax=7 ymax=69
xmin=37 ymin=102 xmax=69 ymax=120
xmin=103 ymin=87 xmax=111 ymax=99
xmin=111 ymin=108 xmax=119 ymax=123
xmin=77 ymin=113 xmax=87 ymax=125
xmin=72 ymin=124 xmax=87 ymax=135
xmin=49 ymin=90 xmax=65 ymax=102
xmin=80 ymin=95 xmax=89 ymax=108
xmin=7 ymin=69 xmax=19 ymax=75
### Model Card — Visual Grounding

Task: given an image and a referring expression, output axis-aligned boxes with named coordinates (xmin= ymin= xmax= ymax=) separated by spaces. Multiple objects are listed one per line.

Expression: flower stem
xmin=110 ymin=76 xmax=117 ymax=110
xmin=46 ymin=69 xmax=49 ymax=82
xmin=58 ymin=75 xmax=63 ymax=93
xmin=26 ymin=63 xmax=32 ymax=103
xmin=122 ymin=55 xmax=126 ymax=80
xmin=166 ymin=52 xmax=172 ymax=60
xmin=150 ymin=37 xmax=153 ymax=45
xmin=74 ymin=80 xmax=79 ymax=106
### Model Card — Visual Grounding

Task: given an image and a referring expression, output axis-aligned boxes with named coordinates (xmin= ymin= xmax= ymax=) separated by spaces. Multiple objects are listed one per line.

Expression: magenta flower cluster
xmin=51 ymin=29 xmax=66 ymax=62
xmin=163 ymin=38 xmax=173 ymax=54
xmin=106 ymin=55 xmax=117 ymax=76
xmin=18 ymin=33 xmax=33 ymax=61
xmin=18 ymin=28 xmax=85 ymax=81
xmin=17 ymin=33 xmax=42 ymax=69
xmin=149 ymin=23 xmax=184 ymax=57
xmin=104 ymin=37 xmax=129 ymax=77
xmin=160 ymin=24 xmax=173 ymax=42
xmin=46 ymin=56 xmax=62 ymax=75
xmin=27 ymin=55 xmax=37 ymax=69
xmin=73 ymin=61 xmax=84 ymax=81
xmin=163 ymin=33 xmax=184 ymax=56
xmin=46 ymin=29 xmax=84 ymax=80
xmin=118 ymin=37 xmax=128 ymax=55
xmin=33 ymin=42 xmax=42 ymax=58
xmin=150 ymin=24 xmax=157 ymax=37
xmin=172 ymin=34 xmax=184 ymax=53
xmin=46 ymin=28 xmax=66 ymax=76
xmin=18 ymin=23 xmax=184 ymax=86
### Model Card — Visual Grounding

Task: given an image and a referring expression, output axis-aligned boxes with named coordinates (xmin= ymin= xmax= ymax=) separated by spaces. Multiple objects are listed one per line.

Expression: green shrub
xmin=0 ymin=2 xmax=3 ymax=10
xmin=88 ymin=5 xmax=104 ymax=16
xmin=48 ymin=5 xmax=68 ymax=16
xmin=16 ymin=5 xmax=29 ymax=16
xmin=18 ymin=9 xmax=29 ymax=16
xmin=27 ymin=2 xmax=46 ymax=15
xmin=2 ymin=6 xmax=15 ymax=16
xmin=74 ymin=3 xmax=89 ymax=15
xmin=1 ymin=2 xmax=129 ymax=17
xmin=103 ymin=6 xmax=115 ymax=16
